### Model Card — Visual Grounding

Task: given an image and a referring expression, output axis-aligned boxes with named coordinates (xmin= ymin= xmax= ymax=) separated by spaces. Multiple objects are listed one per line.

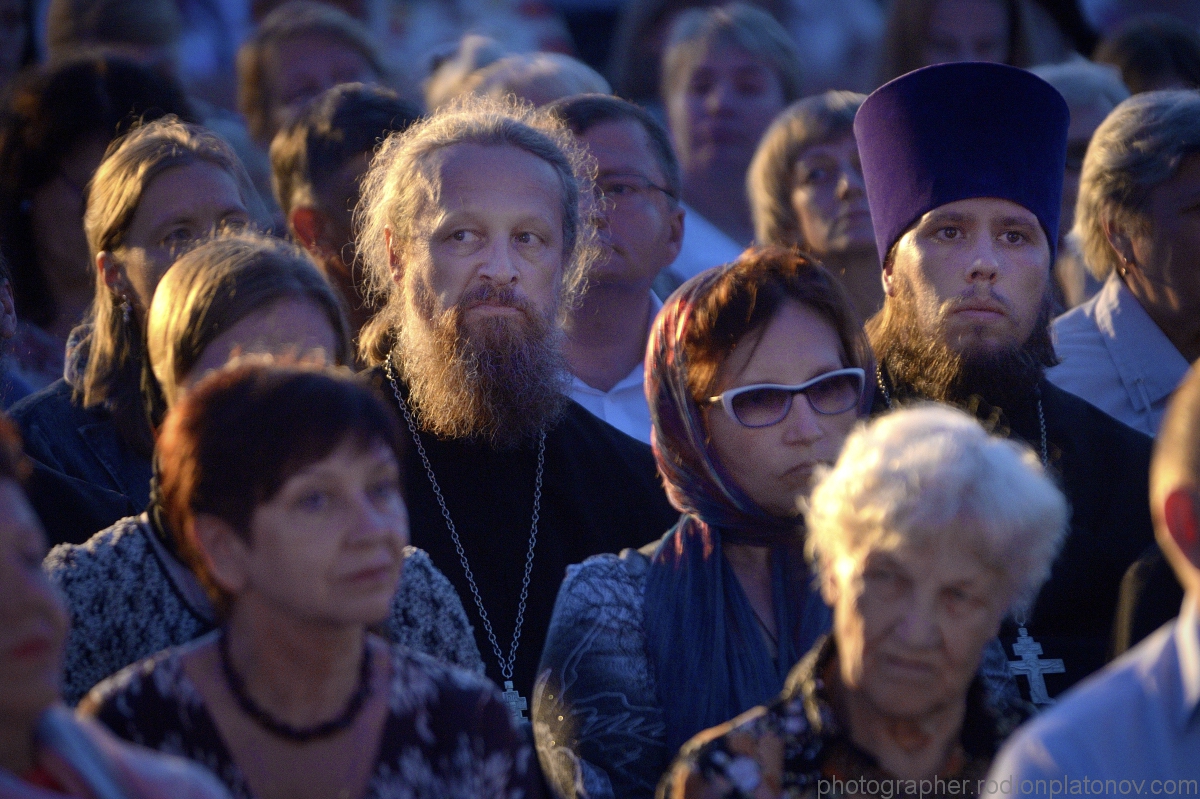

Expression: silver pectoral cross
xmin=502 ymin=681 xmax=528 ymax=720
xmin=1008 ymin=626 xmax=1065 ymax=707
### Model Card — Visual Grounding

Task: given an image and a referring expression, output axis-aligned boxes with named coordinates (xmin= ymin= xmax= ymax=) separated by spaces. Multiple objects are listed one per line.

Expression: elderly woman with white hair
xmin=1047 ymin=89 xmax=1200 ymax=440
xmin=661 ymin=404 xmax=1069 ymax=799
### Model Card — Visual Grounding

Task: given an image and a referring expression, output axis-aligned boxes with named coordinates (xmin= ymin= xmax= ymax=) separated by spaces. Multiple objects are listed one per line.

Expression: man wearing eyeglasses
xmin=855 ymin=62 xmax=1156 ymax=701
xmin=549 ymin=94 xmax=685 ymax=444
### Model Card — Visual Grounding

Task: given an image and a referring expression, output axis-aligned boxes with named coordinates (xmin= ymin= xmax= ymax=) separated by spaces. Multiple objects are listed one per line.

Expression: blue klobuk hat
xmin=853 ymin=61 xmax=1070 ymax=264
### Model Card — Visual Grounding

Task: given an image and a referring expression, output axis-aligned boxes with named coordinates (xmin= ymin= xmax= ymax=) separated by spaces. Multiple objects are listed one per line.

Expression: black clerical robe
xmin=366 ymin=367 xmax=679 ymax=697
xmin=874 ymin=367 xmax=1155 ymax=699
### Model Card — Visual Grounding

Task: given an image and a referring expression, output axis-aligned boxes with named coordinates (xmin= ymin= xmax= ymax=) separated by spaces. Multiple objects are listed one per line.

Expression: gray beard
xmin=395 ymin=284 xmax=569 ymax=450
xmin=867 ymin=281 xmax=1059 ymax=413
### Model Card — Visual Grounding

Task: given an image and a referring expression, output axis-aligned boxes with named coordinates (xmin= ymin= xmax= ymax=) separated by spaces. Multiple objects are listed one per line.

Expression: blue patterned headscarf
xmin=642 ymin=262 xmax=835 ymax=754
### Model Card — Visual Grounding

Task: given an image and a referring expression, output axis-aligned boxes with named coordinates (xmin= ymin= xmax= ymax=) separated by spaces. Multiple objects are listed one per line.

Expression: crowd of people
xmin=1 ymin=0 xmax=1199 ymax=797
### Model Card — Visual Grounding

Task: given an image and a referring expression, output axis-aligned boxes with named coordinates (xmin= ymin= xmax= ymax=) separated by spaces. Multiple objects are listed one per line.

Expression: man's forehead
xmin=580 ymin=118 xmax=664 ymax=180
xmin=919 ymin=197 xmax=1041 ymax=226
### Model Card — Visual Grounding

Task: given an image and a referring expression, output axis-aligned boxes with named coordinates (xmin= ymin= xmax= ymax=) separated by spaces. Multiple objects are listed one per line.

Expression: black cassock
xmin=365 ymin=367 xmax=679 ymax=697
xmin=875 ymin=368 xmax=1156 ymax=700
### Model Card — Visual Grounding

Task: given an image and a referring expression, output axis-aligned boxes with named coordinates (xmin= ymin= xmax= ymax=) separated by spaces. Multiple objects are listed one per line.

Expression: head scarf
xmin=642 ymin=265 xmax=831 ymax=753
xmin=854 ymin=62 xmax=1070 ymax=263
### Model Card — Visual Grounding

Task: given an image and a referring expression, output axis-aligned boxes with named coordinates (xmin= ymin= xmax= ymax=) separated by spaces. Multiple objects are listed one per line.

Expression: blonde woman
xmin=44 ymin=233 xmax=484 ymax=706
xmin=9 ymin=117 xmax=262 ymax=546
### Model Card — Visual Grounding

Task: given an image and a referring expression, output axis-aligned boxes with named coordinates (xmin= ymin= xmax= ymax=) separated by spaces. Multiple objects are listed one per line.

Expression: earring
xmin=120 ymin=295 xmax=132 ymax=325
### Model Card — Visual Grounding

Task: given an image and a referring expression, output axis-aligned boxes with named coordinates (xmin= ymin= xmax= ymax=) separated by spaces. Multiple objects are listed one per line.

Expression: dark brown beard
xmin=396 ymin=284 xmax=568 ymax=449
xmin=867 ymin=276 xmax=1058 ymax=413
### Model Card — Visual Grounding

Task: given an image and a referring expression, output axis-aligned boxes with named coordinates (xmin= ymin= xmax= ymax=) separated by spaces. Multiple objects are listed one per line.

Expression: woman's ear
xmin=97 ymin=251 xmax=124 ymax=294
xmin=191 ymin=513 xmax=251 ymax=596
xmin=384 ymin=227 xmax=403 ymax=286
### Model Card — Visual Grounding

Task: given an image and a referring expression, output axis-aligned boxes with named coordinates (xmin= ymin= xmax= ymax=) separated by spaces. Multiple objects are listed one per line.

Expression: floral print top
xmin=81 ymin=635 xmax=541 ymax=799
xmin=660 ymin=637 xmax=1030 ymax=799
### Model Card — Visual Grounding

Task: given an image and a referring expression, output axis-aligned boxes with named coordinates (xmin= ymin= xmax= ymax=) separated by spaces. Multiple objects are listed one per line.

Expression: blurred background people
xmin=1050 ymin=90 xmax=1200 ymax=439
xmin=0 ymin=54 xmax=196 ymax=390
xmin=0 ymin=0 xmax=37 ymax=97
xmin=662 ymin=404 xmax=1068 ymax=797
xmin=422 ymin=33 xmax=508 ymax=111
xmin=456 ymin=51 xmax=611 ymax=107
xmin=270 ymin=82 xmax=420 ymax=339
xmin=1030 ymin=60 xmax=1130 ymax=309
xmin=660 ymin=3 xmax=802 ymax=285
xmin=8 ymin=118 xmax=259 ymax=548
xmin=45 ymin=232 xmax=482 ymax=706
xmin=81 ymin=362 xmax=541 ymax=799
xmin=1093 ymin=13 xmax=1200 ymax=94
xmin=536 ymin=249 xmax=869 ymax=799
xmin=238 ymin=0 xmax=389 ymax=148
xmin=747 ymin=90 xmax=880 ymax=321
xmin=0 ymin=413 xmax=232 ymax=798
xmin=0 ymin=252 xmax=33 ymax=410
xmin=551 ymin=94 xmax=683 ymax=444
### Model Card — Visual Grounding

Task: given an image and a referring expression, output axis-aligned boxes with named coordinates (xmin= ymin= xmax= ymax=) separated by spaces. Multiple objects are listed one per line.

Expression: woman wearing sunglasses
xmin=533 ymin=247 xmax=871 ymax=799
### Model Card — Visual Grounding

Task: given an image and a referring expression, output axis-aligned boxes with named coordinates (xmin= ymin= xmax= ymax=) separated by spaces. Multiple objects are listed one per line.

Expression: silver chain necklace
xmin=384 ymin=354 xmax=542 ymax=720
xmin=875 ymin=363 xmax=1063 ymax=704
xmin=875 ymin=364 xmax=1049 ymax=466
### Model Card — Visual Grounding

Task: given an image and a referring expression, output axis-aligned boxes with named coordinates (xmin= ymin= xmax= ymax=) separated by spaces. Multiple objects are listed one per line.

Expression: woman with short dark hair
xmin=79 ymin=362 xmax=538 ymax=799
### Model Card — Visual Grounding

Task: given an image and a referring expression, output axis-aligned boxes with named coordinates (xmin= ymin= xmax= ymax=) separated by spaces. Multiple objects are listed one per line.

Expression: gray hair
xmin=462 ymin=52 xmax=612 ymax=108
xmin=748 ymin=91 xmax=865 ymax=247
xmin=805 ymin=404 xmax=1068 ymax=615
xmin=1029 ymin=61 xmax=1129 ymax=112
xmin=661 ymin=3 xmax=803 ymax=109
xmin=355 ymin=94 xmax=599 ymax=365
xmin=1075 ymin=90 xmax=1200 ymax=281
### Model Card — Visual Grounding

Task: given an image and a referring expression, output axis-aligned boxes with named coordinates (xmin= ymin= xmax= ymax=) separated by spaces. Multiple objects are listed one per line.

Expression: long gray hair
xmin=354 ymin=95 xmax=600 ymax=366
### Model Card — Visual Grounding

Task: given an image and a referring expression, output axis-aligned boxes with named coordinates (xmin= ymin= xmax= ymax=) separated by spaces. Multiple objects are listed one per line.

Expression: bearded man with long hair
xmin=355 ymin=97 xmax=677 ymax=705
xmin=855 ymin=63 xmax=1155 ymax=703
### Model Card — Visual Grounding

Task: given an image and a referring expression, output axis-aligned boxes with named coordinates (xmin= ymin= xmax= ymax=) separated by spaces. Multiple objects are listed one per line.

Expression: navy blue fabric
xmin=853 ymin=62 xmax=1069 ymax=263
xmin=644 ymin=523 xmax=830 ymax=754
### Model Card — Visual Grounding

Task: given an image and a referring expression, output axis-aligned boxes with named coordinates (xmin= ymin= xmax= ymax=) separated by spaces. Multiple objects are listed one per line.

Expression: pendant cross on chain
xmin=502 ymin=681 xmax=528 ymax=720
xmin=1008 ymin=626 xmax=1064 ymax=707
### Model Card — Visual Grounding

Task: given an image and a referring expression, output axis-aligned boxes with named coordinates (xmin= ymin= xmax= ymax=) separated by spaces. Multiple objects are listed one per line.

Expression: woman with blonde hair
xmin=748 ymin=91 xmax=881 ymax=320
xmin=44 ymin=232 xmax=483 ymax=707
xmin=9 ymin=117 xmax=262 ymax=546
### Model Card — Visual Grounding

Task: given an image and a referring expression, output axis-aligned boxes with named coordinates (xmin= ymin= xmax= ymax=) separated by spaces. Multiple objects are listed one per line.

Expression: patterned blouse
xmin=81 ymin=637 xmax=541 ymax=799
xmin=661 ymin=637 xmax=1030 ymax=799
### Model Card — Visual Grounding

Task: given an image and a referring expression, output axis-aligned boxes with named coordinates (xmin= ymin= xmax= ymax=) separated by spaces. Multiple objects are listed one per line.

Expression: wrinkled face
xmin=706 ymin=301 xmax=859 ymax=516
xmin=115 ymin=161 xmax=250 ymax=314
xmin=0 ymin=479 xmax=68 ymax=718
xmin=827 ymin=535 xmax=1008 ymax=719
xmin=669 ymin=43 xmax=787 ymax=174
xmin=580 ymin=118 xmax=683 ymax=287
xmin=1125 ymin=153 xmax=1200 ymax=320
xmin=393 ymin=143 xmax=566 ymax=335
xmin=885 ymin=197 xmax=1050 ymax=355
xmin=923 ymin=0 xmax=1010 ymax=66
xmin=234 ymin=439 xmax=408 ymax=625
xmin=28 ymin=135 xmax=109 ymax=298
xmin=267 ymin=34 xmax=378 ymax=140
xmin=789 ymin=133 xmax=874 ymax=256
xmin=178 ymin=298 xmax=341 ymax=405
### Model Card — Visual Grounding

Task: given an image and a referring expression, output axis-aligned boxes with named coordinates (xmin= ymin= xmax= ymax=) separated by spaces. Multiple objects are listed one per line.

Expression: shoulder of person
xmin=6 ymin=379 xmax=77 ymax=423
xmin=388 ymin=547 xmax=485 ymax=674
xmin=77 ymin=715 xmax=233 ymax=799
xmin=560 ymin=546 xmax=657 ymax=601
xmin=1041 ymin=380 xmax=1153 ymax=457
xmin=43 ymin=515 xmax=151 ymax=583
xmin=78 ymin=643 xmax=196 ymax=722
xmin=554 ymin=400 xmax=658 ymax=467
xmin=386 ymin=644 xmax=505 ymax=718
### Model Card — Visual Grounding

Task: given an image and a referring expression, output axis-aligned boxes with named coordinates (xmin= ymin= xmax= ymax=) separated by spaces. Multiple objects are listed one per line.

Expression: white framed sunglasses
xmin=706 ymin=367 xmax=866 ymax=428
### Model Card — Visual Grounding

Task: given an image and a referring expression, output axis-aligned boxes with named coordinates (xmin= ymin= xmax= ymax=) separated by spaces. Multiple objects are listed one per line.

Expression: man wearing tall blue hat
xmin=855 ymin=62 xmax=1155 ymax=703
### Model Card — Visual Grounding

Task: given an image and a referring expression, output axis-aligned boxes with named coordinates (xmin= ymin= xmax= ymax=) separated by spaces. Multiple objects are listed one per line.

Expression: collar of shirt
xmin=1177 ymin=594 xmax=1200 ymax=732
xmin=567 ymin=292 xmax=663 ymax=398
xmin=1093 ymin=273 xmax=1190 ymax=412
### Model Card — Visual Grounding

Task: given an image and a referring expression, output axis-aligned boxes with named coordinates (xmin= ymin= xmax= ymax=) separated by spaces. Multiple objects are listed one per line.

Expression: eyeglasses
xmin=707 ymin=368 xmax=866 ymax=428
xmin=594 ymin=173 xmax=677 ymax=206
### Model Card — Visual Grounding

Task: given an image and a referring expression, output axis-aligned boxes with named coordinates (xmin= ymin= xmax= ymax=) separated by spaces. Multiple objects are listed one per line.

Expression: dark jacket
xmin=8 ymin=378 xmax=151 ymax=546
